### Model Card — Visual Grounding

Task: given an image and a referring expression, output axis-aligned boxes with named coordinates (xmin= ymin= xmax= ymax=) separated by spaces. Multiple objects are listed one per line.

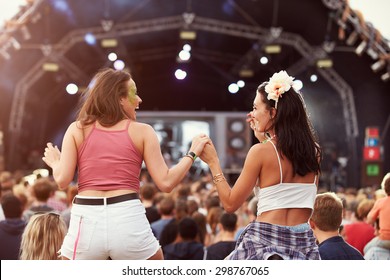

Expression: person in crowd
xmin=19 ymin=212 xmax=67 ymax=260
xmin=163 ymin=217 xmax=204 ymax=260
xmin=364 ymin=172 xmax=390 ymax=259
xmin=140 ymin=183 xmax=161 ymax=223
xmin=151 ymin=196 xmax=175 ymax=240
xmin=200 ymin=70 xmax=322 ymax=259
xmin=60 ymin=185 xmax=78 ymax=228
xmin=22 ymin=178 xmax=55 ymax=222
xmin=0 ymin=194 xmax=26 ymax=259
xmin=205 ymin=212 xmax=237 ymax=260
xmin=309 ymin=192 xmax=364 ymax=259
xmin=42 ymin=68 xmax=209 ymax=260
xmin=342 ymin=198 xmax=375 ymax=255
xmin=364 ymin=219 xmax=390 ymax=260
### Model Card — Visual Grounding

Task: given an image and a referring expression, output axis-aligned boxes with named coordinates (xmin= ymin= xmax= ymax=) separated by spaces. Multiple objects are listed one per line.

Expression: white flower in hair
xmin=265 ymin=70 xmax=295 ymax=108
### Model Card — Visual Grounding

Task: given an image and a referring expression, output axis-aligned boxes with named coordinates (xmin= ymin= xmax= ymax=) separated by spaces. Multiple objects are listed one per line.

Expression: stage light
xmin=371 ymin=60 xmax=386 ymax=73
xmin=346 ymin=31 xmax=358 ymax=46
xmin=42 ymin=62 xmax=59 ymax=72
xmin=264 ymin=45 xmax=281 ymax=54
xmin=260 ymin=56 xmax=268 ymax=65
xmin=66 ymin=83 xmax=78 ymax=95
xmin=175 ymin=69 xmax=187 ymax=80
xmin=108 ymin=52 xmax=117 ymax=62
xmin=355 ymin=40 xmax=367 ymax=56
xmin=316 ymin=59 xmax=333 ymax=68
xmin=101 ymin=38 xmax=118 ymax=48
xmin=237 ymin=80 xmax=245 ymax=88
xmin=113 ymin=59 xmax=125 ymax=70
xmin=310 ymin=74 xmax=318 ymax=82
xmin=178 ymin=50 xmax=191 ymax=62
xmin=180 ymin=30 xmax=196 ymax=40
xmin=228 ymin=83 xmax=239 ymax=94
xmin=239 ymin=69 xmax=254 ymax=78
xmin=84 ymin=33 xmax=96 ymax=45
xmin=183 ymin=44 xmax=191 ymax=52
xmin=381 ymin=72 xmax=390 ymax=82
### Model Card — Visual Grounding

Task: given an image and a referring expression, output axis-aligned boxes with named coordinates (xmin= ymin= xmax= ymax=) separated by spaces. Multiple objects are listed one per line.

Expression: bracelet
xmin=212 ymin=173 xmax=226 ymax=185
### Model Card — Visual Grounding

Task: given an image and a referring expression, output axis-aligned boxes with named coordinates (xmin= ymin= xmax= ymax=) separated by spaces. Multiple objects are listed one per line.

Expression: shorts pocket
xmin=65 ymin=213 xmax=97 ymax=252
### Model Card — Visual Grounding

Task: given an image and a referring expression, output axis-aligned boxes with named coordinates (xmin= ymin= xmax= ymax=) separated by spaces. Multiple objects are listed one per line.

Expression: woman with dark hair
xmin=42 ymin=68 xmax=209 ymax=260
xmin=200 ymin=70 xmax=322 ymax=260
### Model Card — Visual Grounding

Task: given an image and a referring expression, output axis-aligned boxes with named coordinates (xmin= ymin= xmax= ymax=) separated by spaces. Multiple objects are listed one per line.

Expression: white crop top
xmin=254 ymin=141 xmax=317 ymax=216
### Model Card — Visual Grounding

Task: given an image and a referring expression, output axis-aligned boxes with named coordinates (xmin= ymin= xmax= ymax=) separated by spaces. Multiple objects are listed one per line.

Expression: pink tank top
xmin=77 ymin=120 xmax=142 ymax=193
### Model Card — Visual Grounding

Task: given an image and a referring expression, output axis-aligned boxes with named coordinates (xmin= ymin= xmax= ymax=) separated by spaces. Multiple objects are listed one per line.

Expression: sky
xmin=0 ymin=0 xmax=389 ymax=40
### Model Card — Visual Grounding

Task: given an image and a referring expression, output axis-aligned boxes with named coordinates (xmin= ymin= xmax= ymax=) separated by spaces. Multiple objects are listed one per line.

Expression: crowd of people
xmin=0 ymin=69 xmax=389 ymax=260
xmin=0 ymin=168 xmax=389 ymax=260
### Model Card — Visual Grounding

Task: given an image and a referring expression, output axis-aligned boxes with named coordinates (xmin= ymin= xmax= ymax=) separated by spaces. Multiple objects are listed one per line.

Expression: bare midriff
xmin=256 ymin=208 xmax=312 ymax=226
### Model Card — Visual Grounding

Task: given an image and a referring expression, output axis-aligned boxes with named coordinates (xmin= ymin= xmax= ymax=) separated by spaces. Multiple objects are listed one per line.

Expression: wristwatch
xmin=186 ymin=151 xmax=197 ymax=161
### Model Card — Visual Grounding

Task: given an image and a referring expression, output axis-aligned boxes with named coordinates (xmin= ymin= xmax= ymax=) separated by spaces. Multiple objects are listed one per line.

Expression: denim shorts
xmin=60 ymin=196 xmax=160 ymax=260
xmin=279 ymin=223 xmax=310 ymax=233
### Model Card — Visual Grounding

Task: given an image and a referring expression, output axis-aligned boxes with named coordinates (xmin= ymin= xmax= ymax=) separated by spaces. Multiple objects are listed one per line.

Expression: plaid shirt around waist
xmin=226 ymin=221 xmax=320 ymax=260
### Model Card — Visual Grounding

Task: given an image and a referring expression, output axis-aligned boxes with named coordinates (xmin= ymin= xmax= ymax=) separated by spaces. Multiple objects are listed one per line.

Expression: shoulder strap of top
xmin=268 ymin=141 xmax=282 ymax=184
xmin=126 ymin=119 xmax=131 ymax=130
xmin=313 ymin=174 xmax=317 ymax=184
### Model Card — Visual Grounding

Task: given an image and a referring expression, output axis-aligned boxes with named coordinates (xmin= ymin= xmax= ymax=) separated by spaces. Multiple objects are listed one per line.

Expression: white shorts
xmin=60 ymin=195 xmax=160 ymax=260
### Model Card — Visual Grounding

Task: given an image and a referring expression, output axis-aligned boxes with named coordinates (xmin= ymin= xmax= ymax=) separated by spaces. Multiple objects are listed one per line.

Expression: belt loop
xmin=103 ymin=197 xmax=107 ymax=206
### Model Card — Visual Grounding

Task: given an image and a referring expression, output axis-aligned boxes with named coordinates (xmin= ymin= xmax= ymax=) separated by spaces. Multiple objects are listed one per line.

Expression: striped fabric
xmin=226 ymin=221 xmax=320 ymax=260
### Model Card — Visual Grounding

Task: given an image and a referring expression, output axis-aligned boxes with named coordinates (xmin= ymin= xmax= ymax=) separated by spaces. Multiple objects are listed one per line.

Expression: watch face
xmin=230 ymin=120 xmax=244 ymax=133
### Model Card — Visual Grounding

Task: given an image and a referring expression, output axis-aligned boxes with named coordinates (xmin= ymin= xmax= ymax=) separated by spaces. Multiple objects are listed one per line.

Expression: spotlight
xmin=237 ymin=80 xmax=245 ymax=88
xmin=42 ymin=62 xmax=59 ymax=72
xmin=180 ymin=30 xmax=197 ymax=40
xmin=178 ymin=50 xmax=191 ymax=62
xmin=355 ymin=40 xmax=367 ymax=56
xmin=371 ymin=60 xmax=386 ymax=73
xmin=66 ymin=83 xmax=78 ymax=95
xmin=316 ymin=59 xmax=333 ymax=68
xmin=239 ymin=68 xmax=254 ymax=78
xmin=310 ymin=74 xmax=318 ymax=82
xmin=228 ymin=83 xmax=239 ymax=94
xmin=84 ymin=33 xmax=96 ymax=45
xmin=101 ymin=38 xmax=118 ymax=48
xmin=108 ymin=52 xmax=118 ymax=62
xmin=346 ymin=31 xmax=358 ymax=46
xmin=183 ymin=44 xmax=192 ymax=52
xmin=381 ymin=72 xmax=390 ymax=82
xmin=175 ymin=69 xmax=187 ymax=80
xmin=113 ymin=60 xmax=125 ymax=70
xmin=260 ymin=56 xmax=269 ymax=65
xmin=264 ymin=45 xmax=281 ymax=54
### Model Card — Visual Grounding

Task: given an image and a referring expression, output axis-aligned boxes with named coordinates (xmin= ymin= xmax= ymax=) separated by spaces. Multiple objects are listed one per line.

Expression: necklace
xmin=260 ymin=132 xmax=275 ymax=144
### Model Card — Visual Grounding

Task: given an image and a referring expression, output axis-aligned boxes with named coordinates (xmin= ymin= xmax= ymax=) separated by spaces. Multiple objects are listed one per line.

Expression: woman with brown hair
xmin=200 ymin=71 xmax=322 ymax=259
xmin=42 ymin=68 xmax=209 ymax=260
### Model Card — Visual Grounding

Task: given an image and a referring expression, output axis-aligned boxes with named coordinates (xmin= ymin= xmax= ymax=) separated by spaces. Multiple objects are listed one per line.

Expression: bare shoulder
xmin=130 ymin=122 xmax=154 ymax=134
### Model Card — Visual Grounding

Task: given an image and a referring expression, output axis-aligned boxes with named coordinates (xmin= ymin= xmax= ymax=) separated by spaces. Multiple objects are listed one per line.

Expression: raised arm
xmin=142 ymin=124 xmax=209 ymax=193
xmin=200 ymin=141 xmax=261 ymax=213
xmin=42 ymin=122 xmax=78 ymax=190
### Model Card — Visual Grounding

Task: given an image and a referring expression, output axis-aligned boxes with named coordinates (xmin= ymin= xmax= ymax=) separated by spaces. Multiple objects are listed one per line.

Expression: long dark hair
xmin=77 ymin=68 xmax=131 ymax=127
xmin=257 ymin=82 xmax=322 ymax=176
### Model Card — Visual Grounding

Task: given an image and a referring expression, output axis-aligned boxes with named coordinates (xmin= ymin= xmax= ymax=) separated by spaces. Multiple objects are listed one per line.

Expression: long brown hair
xmin=257 ymin=82 xmax=322 ymax=176
xmin=77 ymin=68 xmax=131 ymax=127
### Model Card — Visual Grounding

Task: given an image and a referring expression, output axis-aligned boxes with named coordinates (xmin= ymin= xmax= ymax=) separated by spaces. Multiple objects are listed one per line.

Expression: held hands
xmin=188 ymin=134 xmax=212 ymax=157
xmin=42 ymin=143 xmax=61 ymax=169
